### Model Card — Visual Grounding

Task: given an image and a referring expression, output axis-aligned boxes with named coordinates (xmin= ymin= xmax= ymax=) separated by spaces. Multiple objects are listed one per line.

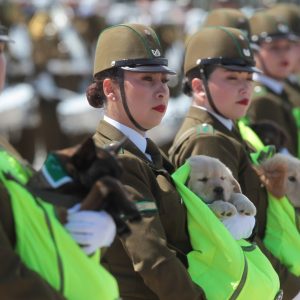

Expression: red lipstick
xmin=153 ymin=104 xmax=166 ymax=113
xmin=280 ymin=61 xmax=289 ymax=67
xmin=237 ymin=98 xmax=249 ymax=106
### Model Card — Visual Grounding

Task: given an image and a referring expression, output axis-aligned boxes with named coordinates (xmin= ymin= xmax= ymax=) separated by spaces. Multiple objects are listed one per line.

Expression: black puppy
xmin=27 ymin=137 xmax=142 ymax=236
xmin=250 ymin=120 xmax=288 ymax=152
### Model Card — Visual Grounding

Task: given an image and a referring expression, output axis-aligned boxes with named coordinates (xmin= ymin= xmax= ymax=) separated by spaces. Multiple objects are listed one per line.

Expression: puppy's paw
xmin=208 ymin=200 xmax=237 ymax=219
xmin=230 ymin=193 xmax=257 ymax=216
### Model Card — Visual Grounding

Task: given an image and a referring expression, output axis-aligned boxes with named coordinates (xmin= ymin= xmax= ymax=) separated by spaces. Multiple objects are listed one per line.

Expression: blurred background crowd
xmin=0 ymin=0 xmax=299 ymax=168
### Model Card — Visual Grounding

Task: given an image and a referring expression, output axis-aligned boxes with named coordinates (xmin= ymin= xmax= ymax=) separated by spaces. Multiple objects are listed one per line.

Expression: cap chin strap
xmin=200 ymin=68 xmax=227 ymax=119
xmin=117 ymin=69 xmax=148 ymax=132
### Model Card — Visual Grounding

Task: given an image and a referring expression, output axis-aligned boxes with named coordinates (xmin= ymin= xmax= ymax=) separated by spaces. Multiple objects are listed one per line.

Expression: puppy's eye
xmin=220 ymin=176 xmax=225 ymax=180
xmin=288 ymin=176 xmax=296 ymax=182
xmin=198 ymin=177 xmax=208 ymax=182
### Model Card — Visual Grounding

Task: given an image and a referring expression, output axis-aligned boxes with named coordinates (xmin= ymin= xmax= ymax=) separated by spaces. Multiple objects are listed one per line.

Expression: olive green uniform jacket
xmin=0 ymin=145 xmax=66 ymax=300
xmin=284 ymin=78 xmax=300 ymax=107
xmin=169 ymin=107 xmax=300 ymax=299
xmin=93 ymin=120 xmax=204 ymax=300
xmin=247 ymin=82 xmax=298 ymax=156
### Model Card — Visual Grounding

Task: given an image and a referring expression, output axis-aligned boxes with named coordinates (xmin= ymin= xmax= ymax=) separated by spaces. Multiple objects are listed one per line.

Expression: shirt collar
xmin=193 ymin=105 xmax=233 ymax=131
xmin=104 ymin=115 xmax=148 ymax=154
xmin=253 ymin=72 xmax=284 ymax=94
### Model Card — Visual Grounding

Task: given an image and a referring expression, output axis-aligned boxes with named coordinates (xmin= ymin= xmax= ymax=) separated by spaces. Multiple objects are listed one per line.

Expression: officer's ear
xmin=103 ymin=78 xmax=118 ymax=101
xmin=191 ymin=77 xmax=206 ymax=98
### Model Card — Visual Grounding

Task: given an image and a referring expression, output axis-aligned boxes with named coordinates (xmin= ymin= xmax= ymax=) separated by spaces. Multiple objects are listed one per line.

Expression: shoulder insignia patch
xmin=195 ymin=123 xmax=215 ymax=135
xmin=41 ymin=153 xmax=73 ymax=188
xmin=135 ymin=200 xmax=157 ymax=213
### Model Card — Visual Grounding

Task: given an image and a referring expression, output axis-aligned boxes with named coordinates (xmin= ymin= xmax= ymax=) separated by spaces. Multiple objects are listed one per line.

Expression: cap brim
xmin=262 ymin=33 xmax=298 ymax=43
xmin=121 ymin=65 xmax=176 ymax=75
xmin=222 ymin=65 xmax=262 ymax=73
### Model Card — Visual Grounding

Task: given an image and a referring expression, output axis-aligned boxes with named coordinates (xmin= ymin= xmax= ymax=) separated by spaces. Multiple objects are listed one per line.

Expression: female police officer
xmin=86 ymin=23 xmax=204 ymax=300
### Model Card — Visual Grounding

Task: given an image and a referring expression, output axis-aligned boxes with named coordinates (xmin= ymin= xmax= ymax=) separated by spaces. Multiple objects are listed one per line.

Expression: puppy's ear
xmin=255 ymin=161 xmax=287 ymax=198
xmin=71 ymin=137 xmax=97 ymax=171
xmin=230 ymin=175 xmax=241 ymax=193
xmin=224 ymin=166 xmax=241 ymax=193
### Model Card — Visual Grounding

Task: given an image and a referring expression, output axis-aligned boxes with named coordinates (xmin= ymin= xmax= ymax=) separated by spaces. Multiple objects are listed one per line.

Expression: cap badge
xmin=152 ymin=49 xmax=161 ymax=57
xmin=243 ymin=48 xmax=251 ymax=57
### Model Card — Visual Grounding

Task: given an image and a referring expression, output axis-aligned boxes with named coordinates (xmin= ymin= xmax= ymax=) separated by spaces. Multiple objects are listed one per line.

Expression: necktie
xmin=145 ymin=138 xmax=162 ymax=165
xmin=145 ymin=138 xmax=153 ymax=161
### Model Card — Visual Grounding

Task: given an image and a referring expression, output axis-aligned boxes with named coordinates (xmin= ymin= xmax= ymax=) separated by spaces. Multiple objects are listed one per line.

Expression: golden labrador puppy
xmin=188 ymin=155 xmax=257 ymax=220
xmin=255 ymin=153 xmax=300 ymax=208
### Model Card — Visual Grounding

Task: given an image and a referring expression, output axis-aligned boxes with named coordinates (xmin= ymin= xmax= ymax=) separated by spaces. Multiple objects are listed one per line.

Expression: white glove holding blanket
xmin=222 ymin=214 xmax=256 ymax=240
xmin=65 ymin=204 xmax=116 ymax=255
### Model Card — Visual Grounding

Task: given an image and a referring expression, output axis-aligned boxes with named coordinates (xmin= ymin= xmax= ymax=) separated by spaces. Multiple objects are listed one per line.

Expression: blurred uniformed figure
xmin=0 ymin=2 xmax=40 ymax=164
xmin=267 ymin=4 xmax=300 ymax=108
xmin=0 ymin=24 xmax=23 ymax=159
xmin=169 ymin=24 xmax=299 ymax=299
xmin=152 ymin=3 xmax=185 ymax=98
xmin=202 ymin=7 xmax=251 ymax=39
xmin=0 ymin=20 xmax=39 ymax=164
xmin=28 ymin=2 xmax=93 ymax=154
xmin=247 ymin=10 xmax=299 ymax=156
xmin=210 ymin=0 xmax=240 ymax=10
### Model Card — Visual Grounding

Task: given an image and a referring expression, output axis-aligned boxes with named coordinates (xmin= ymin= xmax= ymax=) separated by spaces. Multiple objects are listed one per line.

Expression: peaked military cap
xmin=0 ymin=25 xmax=13 ymax=43
xmin=250 ymin=10 xmax=297 ymax=45
xmin=184 ymin=26 xmax=258 ymax=75
xmin=203 ymin=8 xmax=251 ymax=39
xmin=93 ymin=23 xmax=176 ymax=76
xmin=268 ymin=4 xmax=300 ymax=38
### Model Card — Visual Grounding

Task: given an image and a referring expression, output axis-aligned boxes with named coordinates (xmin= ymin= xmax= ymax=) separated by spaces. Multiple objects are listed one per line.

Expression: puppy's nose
xmin=213 ymin=186 xmax=224 ymax=197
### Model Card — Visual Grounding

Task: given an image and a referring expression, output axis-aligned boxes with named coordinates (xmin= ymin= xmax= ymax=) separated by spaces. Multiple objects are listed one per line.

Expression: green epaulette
xmin=195 ymin=123 xmax=215 ymax=135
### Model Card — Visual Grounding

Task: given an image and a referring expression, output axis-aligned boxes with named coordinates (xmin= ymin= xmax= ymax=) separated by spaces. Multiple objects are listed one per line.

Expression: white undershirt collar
xmin=104 ymin=115 xmax=151 ymax=160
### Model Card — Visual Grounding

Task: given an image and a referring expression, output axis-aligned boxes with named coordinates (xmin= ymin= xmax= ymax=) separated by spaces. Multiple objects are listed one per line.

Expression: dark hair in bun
xmin=86 ymin=68 xmax=119 ymax=108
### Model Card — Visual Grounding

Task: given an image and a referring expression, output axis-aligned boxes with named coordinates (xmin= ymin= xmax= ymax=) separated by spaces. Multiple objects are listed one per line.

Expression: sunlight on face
xmin=110 ymin=71 xmax=170 ymax=133
xmin=207 ymin=67 xmax=254 ymax=120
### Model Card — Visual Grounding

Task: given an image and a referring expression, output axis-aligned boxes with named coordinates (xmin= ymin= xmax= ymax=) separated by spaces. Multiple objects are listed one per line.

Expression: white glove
xmin=292 ymin=291 xmax=300 ymax=300
xmin=65 ymin=205 xmax=116 ymax=255
xmin=222 ymin=214 xmax=256 ymax=240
